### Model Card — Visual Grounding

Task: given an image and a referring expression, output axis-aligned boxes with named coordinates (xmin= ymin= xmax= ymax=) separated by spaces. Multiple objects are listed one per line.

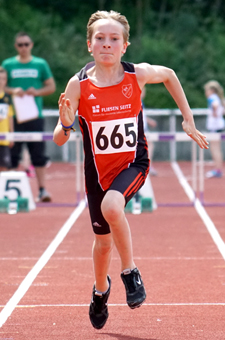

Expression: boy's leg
xmin=87 ymin=189 xmax=113 ymax=291
xmin=101 ymin=189 xmax=146 ymax=309
xmin=88 ymin=165 xmax=148 ymax=324
xmin=92 ymin=233 xmax=113 ymax=292
xmin=101 ymin=190 xmax=136 ymax=272
xmin=89 ymin=233 xmax=113 ymax=329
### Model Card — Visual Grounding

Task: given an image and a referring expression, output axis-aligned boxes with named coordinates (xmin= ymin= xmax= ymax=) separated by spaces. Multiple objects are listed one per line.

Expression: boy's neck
xmin=88 ymin=62 xmax=124 ymax=87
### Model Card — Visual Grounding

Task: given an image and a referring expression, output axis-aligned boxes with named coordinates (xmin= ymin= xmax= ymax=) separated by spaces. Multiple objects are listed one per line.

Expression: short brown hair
xmin=87 ymin=10 xmax=130 ymax=45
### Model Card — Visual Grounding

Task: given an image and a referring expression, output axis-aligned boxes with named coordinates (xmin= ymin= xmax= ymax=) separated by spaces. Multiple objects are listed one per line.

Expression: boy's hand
xmin=58 ymin=93 xmax=75 ymax=127
xmin=182 ymin=119 xmax=209 ymax=149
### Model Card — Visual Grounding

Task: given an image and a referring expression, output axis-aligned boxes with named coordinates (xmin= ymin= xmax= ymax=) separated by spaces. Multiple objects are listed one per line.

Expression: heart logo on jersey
xmin=122 ymin=84 xmax=133 ymax=98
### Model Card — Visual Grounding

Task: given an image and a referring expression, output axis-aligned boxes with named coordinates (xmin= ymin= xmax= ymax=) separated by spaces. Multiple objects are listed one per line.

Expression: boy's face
xmin=87 ymin=18 xmax=128 ymax=65
xmin=0 ymin=72 xmax=7 ymax=91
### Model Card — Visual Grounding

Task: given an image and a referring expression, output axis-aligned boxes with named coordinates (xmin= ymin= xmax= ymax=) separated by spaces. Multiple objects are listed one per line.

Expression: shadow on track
xmin=100 ymin=333 xmax=159 ymax=340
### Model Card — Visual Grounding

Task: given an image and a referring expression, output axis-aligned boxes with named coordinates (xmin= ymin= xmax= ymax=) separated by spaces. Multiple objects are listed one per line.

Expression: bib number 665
xmin=92 ymin=118 xmax=137 ymax=155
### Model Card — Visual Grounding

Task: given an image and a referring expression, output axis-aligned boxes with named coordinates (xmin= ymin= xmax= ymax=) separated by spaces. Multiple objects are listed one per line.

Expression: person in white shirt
xmin=204 ymin=80 xmax=225 ymax=178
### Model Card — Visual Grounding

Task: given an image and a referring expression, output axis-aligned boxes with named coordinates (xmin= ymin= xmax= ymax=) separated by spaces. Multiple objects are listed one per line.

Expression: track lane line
xmin=1 ymin=256 xmax=222 ymax=261
xmin=0 ymin=199 xmax=86 ymax=328
xmin=1 ymin=303 xmax=225 ymax=308
xmin=172 ymin=162 xmax=225 ymax=260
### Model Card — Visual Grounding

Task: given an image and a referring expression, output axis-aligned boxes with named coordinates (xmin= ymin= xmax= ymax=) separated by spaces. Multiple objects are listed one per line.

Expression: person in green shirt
xmin=2 ymin=32 xmax=56 ymax=202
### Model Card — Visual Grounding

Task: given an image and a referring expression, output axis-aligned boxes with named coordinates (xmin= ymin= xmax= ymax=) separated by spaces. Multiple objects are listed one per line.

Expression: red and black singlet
xmin=77 ymin=61 xmax=149 ymax=193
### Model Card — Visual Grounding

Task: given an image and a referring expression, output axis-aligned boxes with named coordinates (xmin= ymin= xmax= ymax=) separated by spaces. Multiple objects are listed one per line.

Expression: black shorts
xmin=0 ymin=145 xmax=12 ymax=168
xmin=87 ymin=164 xmax=149 ymax=235
xmin=10 ymin=118 xmax=49 ymax=168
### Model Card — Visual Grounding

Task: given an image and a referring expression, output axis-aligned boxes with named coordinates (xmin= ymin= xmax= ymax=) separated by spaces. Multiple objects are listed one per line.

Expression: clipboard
xmin=13 ymin=95 xmax=39 ymax=123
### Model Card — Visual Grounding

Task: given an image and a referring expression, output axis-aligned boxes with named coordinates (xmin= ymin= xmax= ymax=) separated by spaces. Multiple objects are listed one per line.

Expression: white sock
xmin=95 ymin=283 xmax=109 ymax=296
xmin=122 ymin=268 xmax=131 ymax=275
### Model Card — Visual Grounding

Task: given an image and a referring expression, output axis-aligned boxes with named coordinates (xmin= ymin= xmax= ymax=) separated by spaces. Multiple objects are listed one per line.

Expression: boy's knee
xmin=101 ymin=190 xmax=125 ymax=224
xmin=101 ymin=203 xmax=119 ymax=223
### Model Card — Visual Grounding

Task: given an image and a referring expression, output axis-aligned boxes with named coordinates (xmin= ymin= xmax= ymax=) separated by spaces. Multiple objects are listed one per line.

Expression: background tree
xmin=1 ymin=0 xmax=225 ymax=109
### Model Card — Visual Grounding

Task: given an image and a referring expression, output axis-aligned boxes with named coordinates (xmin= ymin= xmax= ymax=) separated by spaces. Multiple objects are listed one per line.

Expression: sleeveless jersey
xmin=77 ymin=61 xmax=149 ymax=193
xmin=0 ymin=92 xmax=13 ymax=146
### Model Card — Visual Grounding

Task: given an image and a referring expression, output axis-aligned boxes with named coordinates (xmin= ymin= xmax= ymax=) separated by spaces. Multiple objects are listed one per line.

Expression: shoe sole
xmin=41 ymin=196 xmax=52 ymax=202
xmin=128 ymin=295 xmax=146 ymax=309
xmin=36 ymin=197 xmax=52 ymax=203
xmin=90 ymin=315 xmax=109 ymax=329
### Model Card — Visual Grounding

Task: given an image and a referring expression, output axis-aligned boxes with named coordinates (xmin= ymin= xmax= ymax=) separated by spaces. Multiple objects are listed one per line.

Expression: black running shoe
xmin=121 ymin=268 xmax=146 ymax=309
xmin=89 ymin=275 xmax=111 ymax=329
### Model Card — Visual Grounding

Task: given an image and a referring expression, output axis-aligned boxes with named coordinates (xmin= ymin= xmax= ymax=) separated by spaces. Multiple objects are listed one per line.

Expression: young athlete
xmin=0 ymin=67 xmax=14 ymax=171
xmin=204 ymin=80 xmax=224 ymax=178
xmin=53 ymin=10 xmax=208 ymax=329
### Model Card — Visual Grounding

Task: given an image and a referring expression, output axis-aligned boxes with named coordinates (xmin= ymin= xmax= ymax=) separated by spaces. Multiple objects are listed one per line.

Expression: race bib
xmin=92 ymin=117 xmax=137 ymax=154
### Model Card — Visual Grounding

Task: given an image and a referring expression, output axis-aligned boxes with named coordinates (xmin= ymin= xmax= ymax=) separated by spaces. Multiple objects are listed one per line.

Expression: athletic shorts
xmin=87 ymin=164 xmax=148 ymax=235
xmin=0 ymin=145 xmax=12 ymax=168
xmin=10 ymin=118 xmax=49 ymax=168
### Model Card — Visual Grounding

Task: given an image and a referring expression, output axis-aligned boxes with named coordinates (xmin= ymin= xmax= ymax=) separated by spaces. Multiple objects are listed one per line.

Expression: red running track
xmin=0 ymin=161 xmax=225 ymax=340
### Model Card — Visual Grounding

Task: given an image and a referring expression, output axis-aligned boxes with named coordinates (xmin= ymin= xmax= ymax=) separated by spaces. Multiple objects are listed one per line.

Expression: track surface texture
xmin=0 ymin=161 xmax=225 ymax=340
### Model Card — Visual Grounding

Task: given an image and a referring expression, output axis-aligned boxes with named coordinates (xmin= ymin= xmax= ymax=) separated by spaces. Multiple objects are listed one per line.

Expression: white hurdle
xmin=75 ymin=133 xmax=85 ymax=203
xmin=192 ymin=140 xmax=197 ymax=198
xmin=0 ymin=131 xmax=224 ymax=207
xmin=199 ymin=147 xmax=205 ymax=202
xmin=191 ymin=141 xmax=205 ymax=203
xmin=0 ymin=132 xmax=85 ymax=207
xmin=191 ymin=133 xmax=225 ymax=206
xmin=146 ymin=131 xmax=225 ymax=206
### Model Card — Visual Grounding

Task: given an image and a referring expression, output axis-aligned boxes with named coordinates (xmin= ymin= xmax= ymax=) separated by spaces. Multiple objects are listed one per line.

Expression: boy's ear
xmin=122 ymin=42 xmax=129 ymax=55
xmin=87 ymin=41 xmax=92 ymax=52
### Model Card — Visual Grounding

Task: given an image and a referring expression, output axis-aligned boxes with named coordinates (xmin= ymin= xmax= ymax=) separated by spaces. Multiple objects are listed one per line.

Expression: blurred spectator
xmin=2 ymin=32 xmax=56 ymax=201
xmin=22 ymin=147 xmax=36 ymax=178
xmin=0 ymin=67 xmax=14 ymax=172
xmin=204 ymin=80 xmax=224 ymax=178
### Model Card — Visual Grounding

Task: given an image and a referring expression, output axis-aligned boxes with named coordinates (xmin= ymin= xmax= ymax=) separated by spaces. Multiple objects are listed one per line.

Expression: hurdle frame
xmin=0 ymin=131 xmax=224 ymax=207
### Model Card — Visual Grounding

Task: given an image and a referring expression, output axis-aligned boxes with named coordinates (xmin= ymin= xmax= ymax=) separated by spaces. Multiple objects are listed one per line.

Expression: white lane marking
xmin=171 ymin=162 xmax=195 ymax=201
xmin=0 ymin=256 xmax=222 ymax=261
xmin=0 ymin=302 xmax=225 ymax=308
xmin=172 ymin=162 xmax=225 ymax=261
xmin=0 ymin=199 xmax=86 ymax=328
